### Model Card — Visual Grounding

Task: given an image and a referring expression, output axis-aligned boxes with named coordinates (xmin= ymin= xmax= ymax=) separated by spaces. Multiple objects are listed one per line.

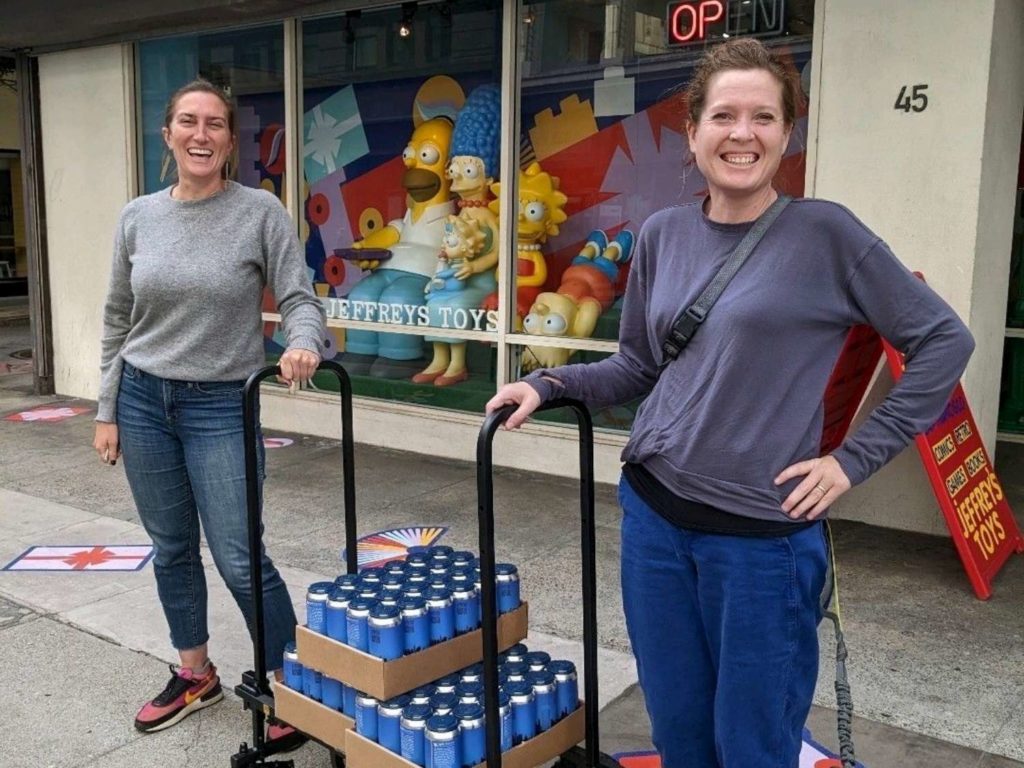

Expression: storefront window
xmin=511 ymin=0 xmax=812 ymax=431
xmin=138 ymin=25 xmax=286 ymax=197
xmin=298 ymin=1 xmax=502 ymax=410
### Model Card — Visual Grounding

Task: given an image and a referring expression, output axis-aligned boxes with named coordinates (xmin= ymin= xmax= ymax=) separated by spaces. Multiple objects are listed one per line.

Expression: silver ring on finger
xmin=814 ymin=483 xmax=828 ymax=495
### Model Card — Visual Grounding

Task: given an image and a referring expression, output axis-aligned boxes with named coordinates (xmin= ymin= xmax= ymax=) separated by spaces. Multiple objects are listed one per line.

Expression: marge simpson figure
xmin=342 ymin=116 xmax=454 ymax=378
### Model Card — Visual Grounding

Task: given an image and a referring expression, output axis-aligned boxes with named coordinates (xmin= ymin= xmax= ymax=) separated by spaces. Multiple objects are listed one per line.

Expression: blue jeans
xmin=117 ymin=362 xmax=296 ymax=670
xmin=619 ymin=474 xmax=827 ymax=768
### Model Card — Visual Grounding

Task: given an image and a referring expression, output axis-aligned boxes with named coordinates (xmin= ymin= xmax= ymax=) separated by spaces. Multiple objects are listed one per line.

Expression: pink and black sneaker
xmin=134 ymin=662 xmax=223 ymax=733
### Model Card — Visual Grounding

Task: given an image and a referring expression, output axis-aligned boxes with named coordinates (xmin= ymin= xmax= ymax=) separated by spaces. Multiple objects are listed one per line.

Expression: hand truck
xmin=231 ymin=360 xmax=356 ymax=768
xmin=478 ymin=399 xmax=622 ymax=768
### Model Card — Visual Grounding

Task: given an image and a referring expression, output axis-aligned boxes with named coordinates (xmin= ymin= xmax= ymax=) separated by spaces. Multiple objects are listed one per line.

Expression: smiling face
xmin=162 ymin=91 xmax=235 ymax=189
xmin=400 ymin=117 xmax=453 ymax=206
xmin=686 ymin=68 xmax=792 ymax=209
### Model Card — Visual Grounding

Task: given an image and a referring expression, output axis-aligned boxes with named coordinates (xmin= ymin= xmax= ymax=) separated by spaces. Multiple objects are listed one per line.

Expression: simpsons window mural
xmin=130 ymin=3 xmax=812 ymax=423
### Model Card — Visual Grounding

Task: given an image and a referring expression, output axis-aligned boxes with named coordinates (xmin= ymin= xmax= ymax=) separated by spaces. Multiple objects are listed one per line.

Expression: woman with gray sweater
xmin=487 ymin=40 xmax=974 ymax=768
xmin=93 ymin=79 xmax=324 ymax=736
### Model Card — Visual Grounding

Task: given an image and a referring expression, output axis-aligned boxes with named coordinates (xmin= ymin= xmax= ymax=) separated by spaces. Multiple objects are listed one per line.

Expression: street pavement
xmin=1 ymin=311 xmax=1023 ymax=768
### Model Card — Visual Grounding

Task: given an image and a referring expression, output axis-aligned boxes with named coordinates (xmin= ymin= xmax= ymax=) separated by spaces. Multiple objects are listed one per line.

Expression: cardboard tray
xmin=273 ymin=681 xmax=354 ymax=753
xmin=296 ymin=602 xmax=529 ymax=701
xmin=344 ymin=704 xmax=585 ymax=768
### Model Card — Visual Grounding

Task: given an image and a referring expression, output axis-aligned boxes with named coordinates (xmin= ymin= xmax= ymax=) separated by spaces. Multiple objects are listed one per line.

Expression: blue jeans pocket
xmin=193 ymin=380 xmax=246 ymax=396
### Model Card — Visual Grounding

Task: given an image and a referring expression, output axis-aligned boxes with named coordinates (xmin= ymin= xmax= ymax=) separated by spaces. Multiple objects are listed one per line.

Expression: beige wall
xmin=0 ymin=84 xmax=19 ymax=150
xmin=807 ymin=0 xmax=1024 ymax=533
xmin=39 ymin=45 xmax=134 ymax=401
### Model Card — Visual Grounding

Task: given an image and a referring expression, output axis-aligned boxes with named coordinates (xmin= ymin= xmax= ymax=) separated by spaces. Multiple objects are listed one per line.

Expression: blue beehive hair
xmin=451 ymin=84 xmax=501 ymax=180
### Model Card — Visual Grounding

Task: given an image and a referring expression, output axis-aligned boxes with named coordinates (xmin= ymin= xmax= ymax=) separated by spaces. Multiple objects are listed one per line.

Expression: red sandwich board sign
xmin=882 ymin=341 xmax=1024 ymax=599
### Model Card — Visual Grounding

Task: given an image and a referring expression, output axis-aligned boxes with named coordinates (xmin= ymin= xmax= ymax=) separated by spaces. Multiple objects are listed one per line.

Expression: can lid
xmin=398 ymin=595 xmax=427 ymax=610
xmin=401 ymin=703 xmax=433 ymax=722
xmin=451 ymin=550 xmax=476 ymax=564
xmin=548 ymin=660 xmax=577 ymax=675
xmin=455 ymin=681 xmax=484 ymax=697
xmin=453 ymin=702 xmax=484 ymax=721
xmin=503 ymin=661 xmax=529 ymax=677
xmin=428 ymin=574 xmax=451 ymax=588
xmin=327 ymin=587 xmax=351 ymax=604
xmin=429 ymin=692 xmax=458 ymax=708
xmin=505 ymin=680 xmax=534 ymax=697
xmin=358 ymin=566 xmax=384 ymax=582
xmin=334 ymin=573 xmax=360 ymax=587
xmin=405 ymin=552 xmax=430 ymax=566
xmin=369 ymin=603 xmax=400 ymax=620
xmin=450 ymin=581 xmax=474 ymax=595
xmin=495 ymin=563 xmax=518 ymax=576
xmin=347 ymin=597 xmax=378 ymax=612
xmin=411 ymin=684 xmax=437 ymax=697
xmin=426 ymin=713 xmax=459 ymax=733
xmin=381 ymin=693 xmax=411 ymax=710
xmin=525 ymin=651 xmax=551 ymax=666
xmin=355 ymin=692 xmax=379 ymax=704
xmin=307 ymin=581 xmax=334 ymax=595
xmin=427 ymin=545 xmax=454 ymax=559
xmin=426 ymin=586 xmax=451 ymax=600
xmin=382 ymin=573 xmax=407 ymax=586
xmin=435 ymin=673 xmax=461 ymax=687
xmin=526 ymin=669 xmax=555 ymax=686
xmin=462 ymin=662 xmax=484 ymax=676
xmin=385 ymin=561 xmax=409 ymax=573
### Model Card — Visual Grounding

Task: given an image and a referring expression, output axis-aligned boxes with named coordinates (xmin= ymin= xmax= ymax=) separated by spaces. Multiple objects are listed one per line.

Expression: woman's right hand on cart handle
xmin=486 ymin=381 xmax=542 ymax=430
xmin=93 ymin=421 xmax=120 ymax=465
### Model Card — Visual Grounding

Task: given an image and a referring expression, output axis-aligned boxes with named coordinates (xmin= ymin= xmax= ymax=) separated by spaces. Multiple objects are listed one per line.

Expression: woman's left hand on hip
xmin=278 ymin=347 xmax=321 ymax=392
xmin=775 ymin=455 xmax=852 ymax=520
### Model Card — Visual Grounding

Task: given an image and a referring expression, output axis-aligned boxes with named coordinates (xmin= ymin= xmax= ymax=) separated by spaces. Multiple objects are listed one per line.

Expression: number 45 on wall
xmin=894 ymin=84 xmax=929 ymax=113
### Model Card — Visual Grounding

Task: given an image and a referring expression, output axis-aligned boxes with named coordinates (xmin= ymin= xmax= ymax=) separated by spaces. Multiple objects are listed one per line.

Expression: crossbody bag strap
xmin=661 ymin=194 xmax=792 ymax=364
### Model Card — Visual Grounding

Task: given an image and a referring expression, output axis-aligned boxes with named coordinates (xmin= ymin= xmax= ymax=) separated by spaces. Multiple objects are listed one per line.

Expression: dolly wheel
xmin=330 ymin=750 xmax=346 ymax=768
xmin=552 ymin=747 xmax=624 ymax=768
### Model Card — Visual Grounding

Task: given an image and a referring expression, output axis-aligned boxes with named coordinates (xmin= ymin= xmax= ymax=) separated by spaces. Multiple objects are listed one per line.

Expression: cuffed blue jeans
xmin=117 ymin=362 xmax=297 ymax=670
xmin=619 ymin=474 xmax=827 ymax=768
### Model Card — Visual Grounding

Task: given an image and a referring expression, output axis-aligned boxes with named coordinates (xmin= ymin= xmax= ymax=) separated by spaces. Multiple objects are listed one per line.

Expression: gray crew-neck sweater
xmin=97 ymin=182 xmax=325 ymax=422
xmin=524 ymin=198 xmax=975 ymax=523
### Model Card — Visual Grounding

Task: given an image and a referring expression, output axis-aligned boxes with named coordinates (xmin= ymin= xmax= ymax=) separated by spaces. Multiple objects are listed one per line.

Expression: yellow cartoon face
xmin=523 ymin=293 xmax=576 ymax=336
xmin=401 ymin=117 xmax=453 ymax=205
xmin=447 ymin=155 xmax=489 ymax=196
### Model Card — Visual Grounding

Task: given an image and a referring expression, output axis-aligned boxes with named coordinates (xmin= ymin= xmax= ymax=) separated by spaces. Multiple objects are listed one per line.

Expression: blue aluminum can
xmin=355 ymin=692 xmax=380 ymax=741
xmin=503 ymin=643 xmax=528 ymax=664
xmin=282 ymin=642 xmax=303 ymax=690
xmin=454 ymin=703 xmax=485 ymax=767
xmin=427 ymin=545 xmax=454 ymax=563
xmin=506 ymin=680 xmax=536 ymax=744
xmin=527 ymin=670 xmax=557 ymax=732
xmin=428 ymin=573 xmax=451 ymax=592
xmin=342 ymin=683 xmax=356 ymax=717
xmin=428 ymin=691 xmax=458 ymax=717
xmin=497 ymin=668 xmax=509 ymax=689
xmin=368 ymin=603 xmax=404 ymax=661
xmin=382 ymin=573 xmax=407 ymax=593
xmin=321 ymin=675 xmax=343 ymax=710
xmin=409 ymin=684 xmax=436 ymax=707
xmin=333 ymin=573 xmax=361 ymax=594
xmin=495 ymin=564 xmax=521 ymax=614
xmin=378 ymin=694 xmax=411 ymax=753
xmin=450 ymin=582 xmax=480 ymax=635
xmin=448 ymin=564 xmax=475 ymax=584
xmin=433 ymin=674 xmax=460 ymax=695
xmin=379 ymin=593 xmax=400 ymax=609
xmin=400 ymin=703 xmax=432 ymax=766
xmin=428 ymin=561 xmax=451 ymax=579
xmin=450 ymin=551 xmax=476 ymax=568
xmin=525 ymin=651 xmax=551 ymax=672
xmin=326 ymin=589 xmax=350 ymax=643
xmin=549 ymin=660 xmax=579 ymax=718
xmin=346 ymin=597 xmax=378 ymax=652
xmin=359 ymin=567 xmax=385 ymax=587
xmin=425 ymin=714 xmax=461 ymax=768
xmin=406 ymin=571 xmax=429 ymax=586
xmin=405 ymin=552 xmax=430 ymax=571
xmin=305 ymin=581 xmax=333 ymax=634
xmin=503 ymin=661 xmax=529 ymax=684
xmin=400 ymin=595 xmax=430 ymax=654
xmin=426 ymin=587 xmax=455 ymax=644
xmin=498 ymin=690 xmax=513 ymax=752
xmin=302 ymin=666 xmax=323 ymax=702
xmin=454 ymin=681 xmax=484 ymax=706
xmin=385 ymin=560 xmax=410 ymax=577
xmin=459 ymin=663 xmax=484 ymax=684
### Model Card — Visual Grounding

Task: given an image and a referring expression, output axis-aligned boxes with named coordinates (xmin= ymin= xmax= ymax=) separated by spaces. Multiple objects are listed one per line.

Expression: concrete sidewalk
xmin=1 ymin=370 xmax=1023 ymax=766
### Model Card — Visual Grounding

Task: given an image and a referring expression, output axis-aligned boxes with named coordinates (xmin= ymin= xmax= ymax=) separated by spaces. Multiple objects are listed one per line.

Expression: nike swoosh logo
xmin=184 ymin=679 xmax=214 ymax=705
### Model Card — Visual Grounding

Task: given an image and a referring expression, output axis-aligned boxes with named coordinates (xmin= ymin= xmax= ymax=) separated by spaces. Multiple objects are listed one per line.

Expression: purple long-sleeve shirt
xmin=525 ymin=199 xmax=975 ymax=523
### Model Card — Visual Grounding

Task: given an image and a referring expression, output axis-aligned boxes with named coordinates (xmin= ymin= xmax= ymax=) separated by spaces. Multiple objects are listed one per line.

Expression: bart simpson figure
xmin=341 ymin=116 xmax=454 ymax=379
xmin=484 ymin=161 xmax=568 ymax=327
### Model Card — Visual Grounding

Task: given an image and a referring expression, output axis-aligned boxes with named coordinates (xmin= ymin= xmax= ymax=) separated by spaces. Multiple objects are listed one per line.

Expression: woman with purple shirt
xmin=487 ymin=40 xmax=973 ymax=768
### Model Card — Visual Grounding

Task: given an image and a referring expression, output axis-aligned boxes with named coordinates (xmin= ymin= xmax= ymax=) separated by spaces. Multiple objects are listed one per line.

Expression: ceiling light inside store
xmin=399 ymin=2 xmax=416 ymax=37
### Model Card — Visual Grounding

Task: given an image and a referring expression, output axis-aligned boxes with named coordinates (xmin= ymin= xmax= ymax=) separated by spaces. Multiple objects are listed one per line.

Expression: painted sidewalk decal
xmin=263 ymin=437 xmax=295 ymax=449
xmin=342 ymin=527 xmax=448 ymax=570
xmin=4 ymin=545 xmax=154 ymax=572
xmin=614 ymin=732 xmax=865 ymax=768
xmin=5 ymin=405 xmax=91 ymax=422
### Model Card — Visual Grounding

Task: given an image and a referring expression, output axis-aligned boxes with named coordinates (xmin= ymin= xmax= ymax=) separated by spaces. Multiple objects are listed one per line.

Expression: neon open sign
xmin=666 ymin=0 xmax=786 ymax=46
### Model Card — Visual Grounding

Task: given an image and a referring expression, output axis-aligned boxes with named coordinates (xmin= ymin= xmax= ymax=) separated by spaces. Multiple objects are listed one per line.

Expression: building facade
xmin=3 ymin=0 xmax=1023 ymax=534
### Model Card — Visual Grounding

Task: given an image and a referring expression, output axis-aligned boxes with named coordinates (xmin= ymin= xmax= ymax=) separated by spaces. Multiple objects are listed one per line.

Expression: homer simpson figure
xmin=341 ymin=116 xmax=455 ymax=378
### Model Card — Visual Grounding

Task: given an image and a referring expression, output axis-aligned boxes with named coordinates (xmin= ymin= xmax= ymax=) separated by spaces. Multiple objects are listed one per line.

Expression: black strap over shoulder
xmin=661 ymin=194 xmax=792 ymax=364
